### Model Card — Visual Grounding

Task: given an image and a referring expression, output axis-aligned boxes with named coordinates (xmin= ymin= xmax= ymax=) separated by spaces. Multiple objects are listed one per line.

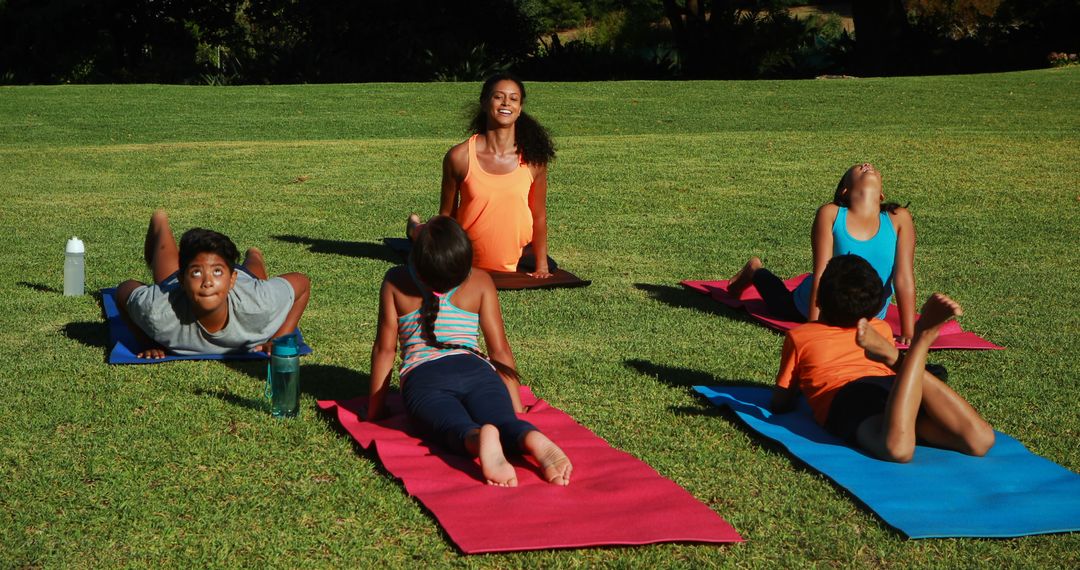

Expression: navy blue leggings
xmin=752 ymin=268 xmax=807 ymax=322
xmin=402 ymin=354 xmax=537 ymax=455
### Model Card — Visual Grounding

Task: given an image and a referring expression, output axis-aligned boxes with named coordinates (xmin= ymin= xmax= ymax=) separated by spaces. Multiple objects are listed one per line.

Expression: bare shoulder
xmin=445 ymin=140 xmax=469 ymax=171
xmin=382 ymin=266 xmax=411 ymax=292
xmin=467 ymin=268 xmax=496 ymax=290
xmin=889 ymin=206 xmax=914 ymax=230
xmin=816 ymin=202 xmax=839 ymax=217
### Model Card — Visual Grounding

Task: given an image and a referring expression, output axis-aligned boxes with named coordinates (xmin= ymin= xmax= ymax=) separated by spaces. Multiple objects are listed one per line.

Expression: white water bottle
xmin=64 ymin=237 xmax=85 ymax=296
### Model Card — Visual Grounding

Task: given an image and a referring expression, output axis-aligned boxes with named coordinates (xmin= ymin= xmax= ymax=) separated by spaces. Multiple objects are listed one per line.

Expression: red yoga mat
xmin=681 ymin=274 xmax=1003 ymax=350
xmin=317 ymin=387 xmax=742 ymax=554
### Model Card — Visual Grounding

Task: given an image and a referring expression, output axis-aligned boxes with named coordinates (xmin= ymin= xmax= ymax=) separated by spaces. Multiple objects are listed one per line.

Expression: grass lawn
xmin=1 ymin=68 xmax=1077 ymax=567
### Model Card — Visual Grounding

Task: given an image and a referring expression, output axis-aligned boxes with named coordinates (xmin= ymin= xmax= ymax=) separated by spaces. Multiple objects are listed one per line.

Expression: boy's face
xmin=180 ymin=252 xmax=237 ymax=314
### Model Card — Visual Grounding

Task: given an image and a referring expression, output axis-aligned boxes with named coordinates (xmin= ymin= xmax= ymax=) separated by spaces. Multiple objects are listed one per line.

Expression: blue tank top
xmin=793 ymin=207 xmax=897 ymax=320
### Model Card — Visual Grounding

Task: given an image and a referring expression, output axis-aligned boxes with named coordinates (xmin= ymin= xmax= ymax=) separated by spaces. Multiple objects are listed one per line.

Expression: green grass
xmin=1 ymin=68 xmax=1078 ymax=567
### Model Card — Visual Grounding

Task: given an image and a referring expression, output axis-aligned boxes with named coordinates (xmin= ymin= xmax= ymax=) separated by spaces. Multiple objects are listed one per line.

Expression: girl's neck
xmin=846 ymin=198 xmax=880 ymax=217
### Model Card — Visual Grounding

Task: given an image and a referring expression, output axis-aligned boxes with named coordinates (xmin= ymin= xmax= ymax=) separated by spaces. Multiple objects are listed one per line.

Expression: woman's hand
xmin=527 ymin=268 xmax=553 ymax=279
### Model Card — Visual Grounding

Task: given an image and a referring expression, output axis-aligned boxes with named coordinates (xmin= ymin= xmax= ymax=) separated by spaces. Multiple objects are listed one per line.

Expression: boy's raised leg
xmin=145 ymin=210 xmax=180 ymax=284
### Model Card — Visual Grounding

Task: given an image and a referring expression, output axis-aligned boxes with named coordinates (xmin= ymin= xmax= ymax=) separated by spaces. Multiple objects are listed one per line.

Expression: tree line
xmin=0 ymin=0 xmax=1076 ymax=84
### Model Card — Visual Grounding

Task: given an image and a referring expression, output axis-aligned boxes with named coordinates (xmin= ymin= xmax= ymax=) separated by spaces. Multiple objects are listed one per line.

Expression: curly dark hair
xmin=410 ymin=216 xmax=522 ymax=382
xmin=832 ymin=164 xmax=907 ymax=214
xmin=816 ymin=254 xmax=885 ymax=327
xmin=178 ymin=228 xmax=239 ymax=274
xmin=468 ymin=73 xmax=556 ymax=167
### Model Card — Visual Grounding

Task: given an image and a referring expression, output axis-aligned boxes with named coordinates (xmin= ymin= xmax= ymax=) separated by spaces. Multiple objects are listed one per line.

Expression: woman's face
xmin=485 ymin=79 xmax=523 ymax=127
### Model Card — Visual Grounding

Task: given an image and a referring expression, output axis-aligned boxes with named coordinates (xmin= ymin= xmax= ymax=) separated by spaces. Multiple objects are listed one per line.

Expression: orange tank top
xmin=455 ymin=134 xmax=534 ymax=272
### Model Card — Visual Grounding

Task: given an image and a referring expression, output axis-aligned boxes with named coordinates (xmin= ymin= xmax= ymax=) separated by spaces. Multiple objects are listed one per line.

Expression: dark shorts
xmin=824 ymin=376 xmax=894 ymax=443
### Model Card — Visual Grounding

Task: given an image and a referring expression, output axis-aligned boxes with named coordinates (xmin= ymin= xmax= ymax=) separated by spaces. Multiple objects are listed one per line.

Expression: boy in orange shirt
xmin=771 ymin=255 xmax=994 ymax=462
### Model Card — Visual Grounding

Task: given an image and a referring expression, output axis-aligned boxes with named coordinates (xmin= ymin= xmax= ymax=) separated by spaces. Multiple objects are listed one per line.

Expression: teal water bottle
xmin=267 ymin=333 xmax=301 ymax=418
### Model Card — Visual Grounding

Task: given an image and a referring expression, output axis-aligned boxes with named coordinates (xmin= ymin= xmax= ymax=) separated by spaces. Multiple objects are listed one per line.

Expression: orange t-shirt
xmin=775 ymin=320 xmax=895 ymax=425
xmin=454 ymin=135 xmax=534 ymax=272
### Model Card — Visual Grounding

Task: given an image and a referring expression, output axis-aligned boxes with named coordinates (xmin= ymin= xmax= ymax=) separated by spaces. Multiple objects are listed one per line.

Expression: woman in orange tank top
xmin=409 ymin=74 xmax=557 ymax=277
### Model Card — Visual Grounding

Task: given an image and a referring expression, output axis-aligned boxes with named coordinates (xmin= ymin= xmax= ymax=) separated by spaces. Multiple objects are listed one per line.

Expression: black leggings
xmin=402 ymin=354 xmax=537 ymax=455
xmin=752 ymin=268 xmax=807 ymax=322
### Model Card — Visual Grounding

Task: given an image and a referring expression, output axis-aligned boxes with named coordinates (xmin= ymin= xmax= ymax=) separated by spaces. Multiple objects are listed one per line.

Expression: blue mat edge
xmin=101 ymin=287 xmax=312 ymax=364
xmin=692 ymin=385 xmax=1080 ymax=539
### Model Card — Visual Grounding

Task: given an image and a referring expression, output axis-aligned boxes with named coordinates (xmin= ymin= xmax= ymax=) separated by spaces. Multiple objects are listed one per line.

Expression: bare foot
xmin=522 ymin=430 xmax=573 ymax=486
xmin=855 ymin=318 xmax=900 ymax=366
xmin=478 ymin=425 xmax=517 ymax=487
xmin=406 ymin=213 xmax=422 ymax=241
xmin=915 ymin=293 xmax=963 ymax=340
xmin=727 ymin=256 xmax=762 ymax=298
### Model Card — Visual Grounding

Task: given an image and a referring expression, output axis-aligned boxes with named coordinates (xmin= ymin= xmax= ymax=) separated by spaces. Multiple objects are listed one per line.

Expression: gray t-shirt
xmin=126 ymin=271 xmax=295 ymax=355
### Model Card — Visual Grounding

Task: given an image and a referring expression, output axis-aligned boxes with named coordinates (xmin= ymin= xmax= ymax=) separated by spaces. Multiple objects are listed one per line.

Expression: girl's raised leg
xmin=727 ymin=256 xmax=762 ymax=297
xmin=144 ymin=210 xmax=180 ymax=284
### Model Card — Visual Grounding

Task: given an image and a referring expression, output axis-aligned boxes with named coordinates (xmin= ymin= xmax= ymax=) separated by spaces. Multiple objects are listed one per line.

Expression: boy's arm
xmin=368 ymin=278 xmax=400 ymax=421
xmin=476 ymin=272 xmax=525 ymax=413
xmin=116 ymin=280 xmax=166 ymax=359
xmin=770 ymin=334 xmax=801 ymax=413
xmin=267 ymin=272 xmax=311 ymax=342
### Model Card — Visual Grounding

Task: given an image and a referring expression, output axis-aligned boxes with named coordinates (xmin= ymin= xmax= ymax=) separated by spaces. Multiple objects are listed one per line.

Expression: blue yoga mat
xmin=693 ymin=385 xmax=1080 ymax=538
xmin=101 ymin=287 xmax=312 ymax=364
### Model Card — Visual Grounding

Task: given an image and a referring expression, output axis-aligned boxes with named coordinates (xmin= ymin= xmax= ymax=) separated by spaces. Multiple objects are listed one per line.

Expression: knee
xmin=150 ymin=209 xmax=169 ymax=226
xmin=967 ymin=425 xmax=995 ymax=457
xmin=882 ymin=440 xmax=915 ymax=463
xmin=245 ymin=247 xmax=263 ymax=258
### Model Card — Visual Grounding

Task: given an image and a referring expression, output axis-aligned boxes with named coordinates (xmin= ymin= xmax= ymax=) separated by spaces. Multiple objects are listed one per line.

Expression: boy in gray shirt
xmin=116 ymin=210 xmax=311 ymax=358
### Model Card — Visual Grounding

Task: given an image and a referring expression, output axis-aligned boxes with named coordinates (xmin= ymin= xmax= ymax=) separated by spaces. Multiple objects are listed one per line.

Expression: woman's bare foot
xmin=914 ymin=293 xmax=963 ymax=341
xmin=727 ymin=256 xmax=762 ymax=298
xmin=477 ymin=425 xmax=517 ymax=487
xmin=406 ymin=213 xmax=422 ymax=241
xmin=855 ymin=318 xmax=900 ymax=366
xmin=522 ymin=430 xmax=572 ymax=486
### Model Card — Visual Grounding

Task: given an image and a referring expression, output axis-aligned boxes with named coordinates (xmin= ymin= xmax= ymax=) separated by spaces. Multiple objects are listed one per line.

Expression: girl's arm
xmin=438 ymin=146 xmax=465 ymax=217
xmin=527 ymin=164 xmax=551 ymax=278
xmin=806 ymin=204 xmax=837 ymax=322
xmin=368 ymin=277 xmax=400 ymax=421
xmin=770 ymin=335 xmax=801 ymax=413
xmin=892 ymin=208 xmax=917 ymax=343
xmin=476 ymin=272 xmax=526 ymax=412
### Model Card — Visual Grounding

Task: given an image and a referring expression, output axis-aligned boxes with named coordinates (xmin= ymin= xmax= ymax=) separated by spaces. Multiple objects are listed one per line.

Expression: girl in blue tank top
xmin=727 ymin=163 xmax=918 ymax=343
xmin=368 ymin=215 xmax=573 ymax=487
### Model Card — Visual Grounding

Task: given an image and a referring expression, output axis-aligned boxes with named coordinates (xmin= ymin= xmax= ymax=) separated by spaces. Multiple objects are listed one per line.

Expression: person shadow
xmin=204 ymin=361 xmax=369 ymax=414
xmin=272 ymin=234 xmax=400 ymax=264
xmin=633 ymin=283 xmax=757 ymax=326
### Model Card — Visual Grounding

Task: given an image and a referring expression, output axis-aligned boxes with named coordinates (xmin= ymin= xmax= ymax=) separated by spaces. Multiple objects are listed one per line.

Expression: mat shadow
xmin=61 ymin=321 xmax=109 ymax=350
xmin=273 ymin=234 xmax=399 ymax=264
xmin=633 ymin=283 xmax=756 ymax=325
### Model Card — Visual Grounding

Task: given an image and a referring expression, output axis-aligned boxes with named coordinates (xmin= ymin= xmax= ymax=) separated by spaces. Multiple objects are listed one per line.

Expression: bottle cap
xmin=271 ymin=332 xmax=300 ymax=356
xmin=66 ymin=237 xmax=85 ymax=254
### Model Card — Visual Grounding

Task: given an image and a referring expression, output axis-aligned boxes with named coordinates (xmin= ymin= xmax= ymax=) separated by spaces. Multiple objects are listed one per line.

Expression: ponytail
xmin=416 ymin=288 xmax=522 ymax=383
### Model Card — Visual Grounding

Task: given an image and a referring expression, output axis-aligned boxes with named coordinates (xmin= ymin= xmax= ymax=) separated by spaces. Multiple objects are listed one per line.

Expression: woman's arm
xmin=368 ymin=277 xmax=400 ymax=421
xmin=892 ymin=208 xmax=917 ymax=343
xmin=439 ymin=146 xmax=466 ymax=217
xmin=807 ymin=204 xmax=837 ymax=322
xmin=476 ymin=272 xmax=525 ymax=412
xmin=527 ymin=164 xmax=551 ymax=278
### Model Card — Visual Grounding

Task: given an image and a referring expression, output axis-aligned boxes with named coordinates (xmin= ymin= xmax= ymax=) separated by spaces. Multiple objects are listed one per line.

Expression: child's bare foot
xmin=855 ymin=318 xmax=900 ymax=366
xmin=727 ymin=256 xmax=762 ymax=298
xmin=406 ymin=213 xmax=422 ymax=240
xmin=915 ymin=293 xmax=963 ymax=340
xmin=522 ymin=430 xmax=572 ymax=486
xmin=478 ymin=425 xmax=517 ymax=487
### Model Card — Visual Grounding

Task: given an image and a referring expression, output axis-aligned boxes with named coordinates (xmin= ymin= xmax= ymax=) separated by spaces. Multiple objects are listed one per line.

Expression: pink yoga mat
xmin=318 ymin=387 xmax=742 ymax=554
xmin=681 ymin=274 xmax=1003 ymax=350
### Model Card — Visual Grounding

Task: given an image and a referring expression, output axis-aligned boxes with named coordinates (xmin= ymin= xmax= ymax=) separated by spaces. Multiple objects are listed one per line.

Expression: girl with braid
xmin=368 ymin=215 xmax=572 ymax=487
xmin=407 ymin=73 xmax=558 ymax=277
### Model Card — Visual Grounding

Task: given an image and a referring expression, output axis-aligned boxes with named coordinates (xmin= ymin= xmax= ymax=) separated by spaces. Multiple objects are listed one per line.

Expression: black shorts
xmin=824 ymin=376 xmax=894 ymax=443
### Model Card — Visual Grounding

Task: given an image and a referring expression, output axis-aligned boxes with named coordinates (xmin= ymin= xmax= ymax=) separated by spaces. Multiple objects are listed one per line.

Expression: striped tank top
xmin=397 ymin=270 xmax=483 ymax=376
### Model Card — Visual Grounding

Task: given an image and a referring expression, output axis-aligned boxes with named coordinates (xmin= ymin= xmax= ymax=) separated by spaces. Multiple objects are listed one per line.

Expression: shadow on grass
xmin=61 ymin=321 xmax=109 ymax=349
xmin=633 ymin=283 xmax=757 ymax=326
xmin=222 ymin=361 xmax=368 ymax=402
xmin=273 ymin=235 xmax=399 ymax=264
xmin=19 ymin=281 xmax=61 ymax=294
